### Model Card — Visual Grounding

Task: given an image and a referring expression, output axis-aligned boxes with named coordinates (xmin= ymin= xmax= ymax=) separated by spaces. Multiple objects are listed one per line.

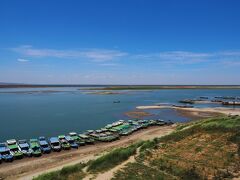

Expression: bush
xmin=87 ymin=141 xmax=143 ymax=172
xmin=33 ymin=163 xmax=86 ymax=180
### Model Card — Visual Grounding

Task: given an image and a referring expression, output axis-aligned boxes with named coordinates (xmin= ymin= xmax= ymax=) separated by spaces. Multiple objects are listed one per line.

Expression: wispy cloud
xmin=11 ymin=45 xmax=240 ymax=66
xmin=99 ymin=63 xmax=120 ymax=66
xmin=133 ymin=50 xmax=240 ymax=66
xmin=12 ymin=45 xmax=127 ymax=62
xmin=17 ymin=58 xmax=29 ymax=62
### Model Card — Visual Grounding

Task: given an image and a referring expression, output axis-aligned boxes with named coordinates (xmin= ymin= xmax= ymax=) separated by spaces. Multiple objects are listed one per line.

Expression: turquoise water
xmin=0 ymin=88 xmax=239 ymax=142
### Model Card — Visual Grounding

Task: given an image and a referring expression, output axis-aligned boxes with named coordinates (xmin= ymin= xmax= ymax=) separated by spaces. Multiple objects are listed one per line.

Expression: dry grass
xmin=114 ymin=116 xmax=240 ymax=180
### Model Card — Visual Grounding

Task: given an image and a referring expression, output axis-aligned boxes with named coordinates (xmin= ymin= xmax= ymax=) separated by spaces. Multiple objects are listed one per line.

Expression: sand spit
xmin=136 ymin=105 xmax=240 ymax=116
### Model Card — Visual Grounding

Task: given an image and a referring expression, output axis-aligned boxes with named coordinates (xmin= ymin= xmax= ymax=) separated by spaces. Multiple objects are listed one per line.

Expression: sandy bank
xmin=0 ymin=125 xmax=175 ymax=180
xmin=136 ymin=105 xmax=240 ymax=116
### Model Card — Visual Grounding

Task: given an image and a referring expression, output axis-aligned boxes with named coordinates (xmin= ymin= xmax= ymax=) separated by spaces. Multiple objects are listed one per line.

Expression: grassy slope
xmin=114 ymin=116 xmax=240 ymax=180
xmin=34 ymin=116 xmax=240 ymax=180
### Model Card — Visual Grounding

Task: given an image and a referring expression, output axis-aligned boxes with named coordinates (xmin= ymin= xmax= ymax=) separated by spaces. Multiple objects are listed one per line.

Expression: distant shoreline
xmin=1 ymin=84 xmax=240 ymax=89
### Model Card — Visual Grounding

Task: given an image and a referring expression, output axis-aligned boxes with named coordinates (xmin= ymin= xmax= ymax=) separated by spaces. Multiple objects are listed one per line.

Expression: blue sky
xmin=1 ymin=0 xmax=240 ymax=84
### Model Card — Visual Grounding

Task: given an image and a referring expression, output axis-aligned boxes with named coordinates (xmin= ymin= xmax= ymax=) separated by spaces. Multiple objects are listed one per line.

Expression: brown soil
xmin=175 ymin=108 xmax=222 ymax=120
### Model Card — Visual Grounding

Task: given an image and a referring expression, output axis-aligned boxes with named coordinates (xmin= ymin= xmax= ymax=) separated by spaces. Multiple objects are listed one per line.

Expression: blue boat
xmin=18 ymin=139 xmax=32 ymax=157
xmin=49 ymin=137 xmax=61 ymax=152
xmin=65 ymin=136 xmax=78 ymax=149
xmin=0 ymin=143 xmax=14 ymax=162
xmin=39 ymin=136 xmax=51 ymax=154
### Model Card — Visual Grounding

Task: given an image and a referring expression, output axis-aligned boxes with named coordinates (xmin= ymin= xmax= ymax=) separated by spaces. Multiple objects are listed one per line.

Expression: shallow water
xmin=0 ymin=87 xmax=239 ymax=141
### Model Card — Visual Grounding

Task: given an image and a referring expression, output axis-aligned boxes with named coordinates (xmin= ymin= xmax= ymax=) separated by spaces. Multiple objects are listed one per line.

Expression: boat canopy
xmin=39 ymin=141 xmax=48 ymax=146
xmin=65 ymin=136 xmax=74 ymax=141
xmin=49 ymin=137 xmax=59 ymax=143
xmin=0 ymin=143 xmax=9 ymax=153
xmin=39 ymin=136 xmax=46 ymax=141
xmin=79 ymin=134 xmax=89 ymax=139
xmin=69 ymin=132 xmax=77 ymax=136
xmin=18 ymin=142 xmax=29 ymax=148
xmin=58 ymin=135 xmax=65 ymax=139
xmin=7 ymin=139 xmax=17 ymax=145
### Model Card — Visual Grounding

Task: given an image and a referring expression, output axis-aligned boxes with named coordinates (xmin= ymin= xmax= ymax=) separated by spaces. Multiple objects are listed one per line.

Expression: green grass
xmin=112 ymin=162 xmax=177 ymax=180
xmin=33 ymin=163 xmax=86 ymax=180
xmin=159 ymin=116 xmax=240 ymax=143
xmin=87 ymin=141 xmax=143 ymax=172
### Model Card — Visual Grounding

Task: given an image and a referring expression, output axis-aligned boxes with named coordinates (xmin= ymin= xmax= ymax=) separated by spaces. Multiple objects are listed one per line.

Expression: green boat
xmin=29 ymin=139 xmax=42 ymax=157
xmin=79 ymin=134 xmax=95 ymax=144
xmin=112 ymin=123 xmax=131 ymax=132
xmin=92 ymin=132 xmax=119 ymax=142
xmin=69 ymin=132 xmax=85 ymax=146
xmin=119 ymin=128 xmax=133 ymax=136
xmin=105 ymin=124 xmax=113 ymax=129
xmin=6 ymin=139 xmax=23 ymax=159
xmin=58 ymin=135 xmax=71 ymax=150
xmin=109 ymin=128 xmax=118 ymax=133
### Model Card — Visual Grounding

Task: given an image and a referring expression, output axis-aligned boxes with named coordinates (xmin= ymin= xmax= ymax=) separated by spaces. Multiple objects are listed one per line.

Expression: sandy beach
xmin=136 ymin=105 xmax=240 ymax=116
xmin=0 ymin=125 xmax=175 ymax=180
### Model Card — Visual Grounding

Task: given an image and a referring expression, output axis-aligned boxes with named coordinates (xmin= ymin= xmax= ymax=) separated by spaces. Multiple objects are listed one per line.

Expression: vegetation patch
xmin=112 ymin=162 xmax=177 ymax=180
xmin=87 ymin=141 xmax=143 ymax=173
xmin=33 ymin=163 xmax=86 ymax=180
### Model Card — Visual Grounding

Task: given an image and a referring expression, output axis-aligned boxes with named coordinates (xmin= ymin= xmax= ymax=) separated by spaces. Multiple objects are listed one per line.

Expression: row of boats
xmin=0 ymin=119 xmax=172 ymax=164
xmin=179 ymin=96 xmax=240 ymax=106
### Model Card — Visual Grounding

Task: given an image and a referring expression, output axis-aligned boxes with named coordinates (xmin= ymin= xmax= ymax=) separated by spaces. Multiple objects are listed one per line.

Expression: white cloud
xmin=11 ymin=45 xmax=240 ymax=66
xmin=12 ymin=45 xmax=127 ymax=62
xmin=133 ymin=50 xmax=240 ymax=65
xmin=99 ymin=63 xmax=120 ymax=66
xmin=17 ymin=58 xmax=29 ymax=62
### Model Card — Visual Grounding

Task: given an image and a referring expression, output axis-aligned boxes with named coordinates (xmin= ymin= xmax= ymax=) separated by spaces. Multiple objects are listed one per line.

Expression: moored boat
xmin=39 ymin=137 xmax=51 ymax=154
xmin=0 ymin=143 xmax=14 ymax=162
xmin=65 ymin=136 xmax=78 ymax=148
xmin=18 ymin=139 xmax=32 ymax=157
xmin=222 ymin=101 xmax=240 ymax=105
xmin=96 ymin=133 xmax=119 ymax=142
xmin=29 ymin=139 xmax=42 ymax=157
xmin=79 ymin=134 xmax=95 ymax=144
xmin=49 ymin=137 xmax=61 ymax=152
xmin=172 ymin=104 xmax=194 ymax=108
xmin=69 ymin=132 xmax=85 ymax=146
xmin=199 ymin=96 xmax=208 ymax=99
xmin=179 ymin=99 xmax=195 ymax=104
xmin=6 ymin=139 xmax=23 ymax=159
xmin=58 ymin=135 xmax=71 ymax=150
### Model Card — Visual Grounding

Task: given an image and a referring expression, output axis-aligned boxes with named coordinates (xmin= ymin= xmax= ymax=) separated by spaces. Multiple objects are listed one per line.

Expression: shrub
xmin=87 ymin=141 xmax=143 ymax=172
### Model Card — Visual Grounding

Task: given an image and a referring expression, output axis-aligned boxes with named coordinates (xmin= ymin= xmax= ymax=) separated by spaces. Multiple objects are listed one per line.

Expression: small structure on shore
xmin=179 ymin=99 xmax=194 ymax=104
xmin=172 ymin=105 xmax=194 ymax=108
xmin=222 ymin=101 xmax=240 ymax=106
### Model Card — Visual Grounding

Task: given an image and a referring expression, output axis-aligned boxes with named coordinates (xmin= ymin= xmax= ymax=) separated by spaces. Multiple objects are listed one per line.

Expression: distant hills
xmin=0 ymin=83 xmax=240 ymax=89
